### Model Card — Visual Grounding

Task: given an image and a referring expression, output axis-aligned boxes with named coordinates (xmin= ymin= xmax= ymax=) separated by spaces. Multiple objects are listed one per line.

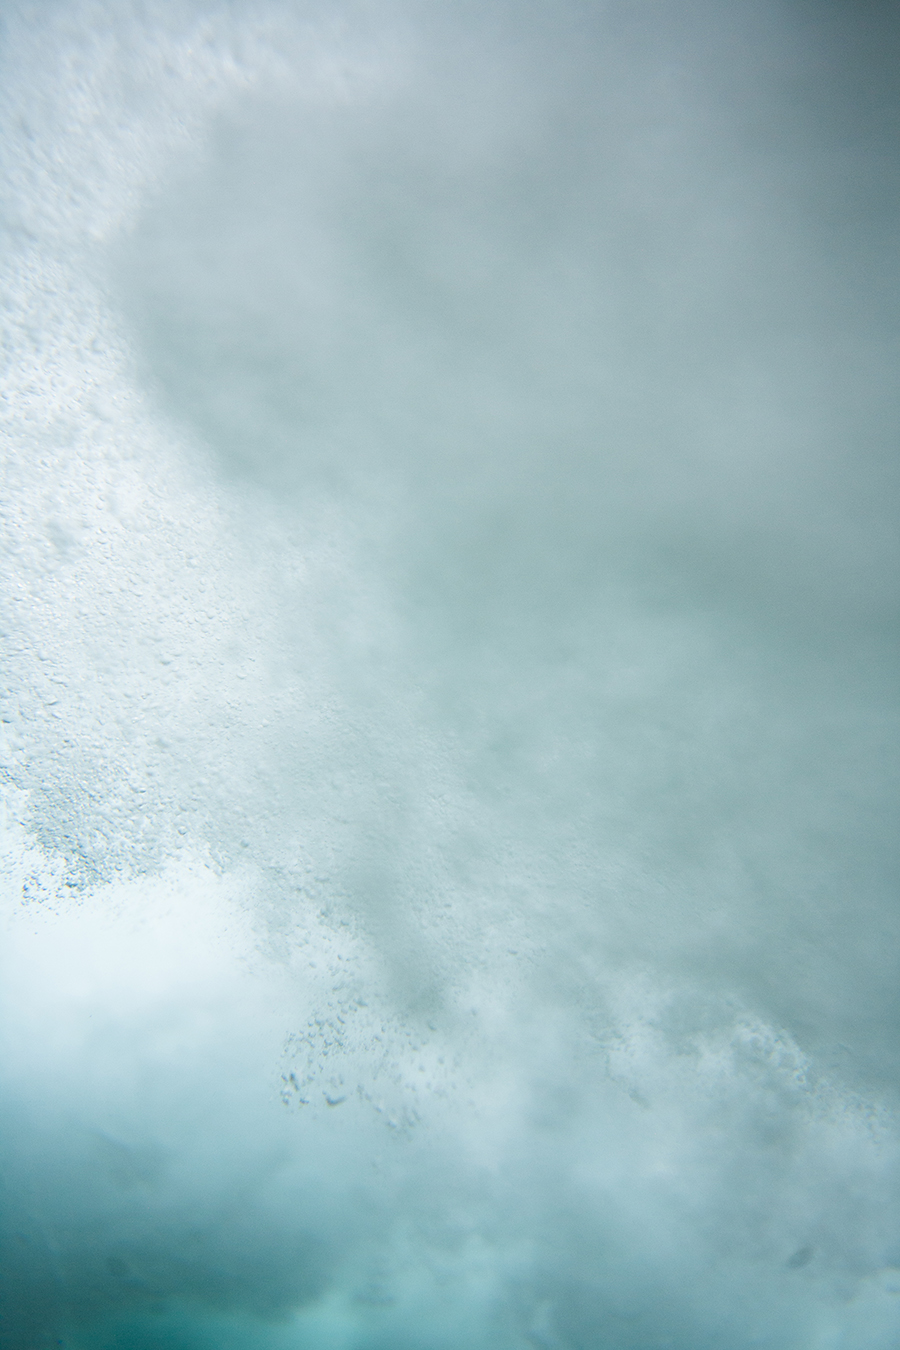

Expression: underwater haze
xmin=2 ymin=1 xmax=899 ymax=1346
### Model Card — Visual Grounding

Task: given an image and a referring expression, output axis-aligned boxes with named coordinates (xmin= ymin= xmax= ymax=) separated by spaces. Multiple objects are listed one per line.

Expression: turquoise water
xmin=1 ymin=2 xmax=899 ymax=1347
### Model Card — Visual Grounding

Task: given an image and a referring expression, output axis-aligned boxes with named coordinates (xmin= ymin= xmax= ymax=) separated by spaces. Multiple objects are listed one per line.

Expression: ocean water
xmin=1 ymin=2 xmax=899 ymax=1347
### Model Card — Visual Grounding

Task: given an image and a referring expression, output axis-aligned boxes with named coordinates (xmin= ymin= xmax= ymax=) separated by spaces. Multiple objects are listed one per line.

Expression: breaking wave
xmin=2 ymin=2 xmax=899 ymax=1346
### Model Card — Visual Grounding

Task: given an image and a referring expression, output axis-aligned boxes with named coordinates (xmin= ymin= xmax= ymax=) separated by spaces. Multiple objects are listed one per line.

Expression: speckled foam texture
xmin=1 ymin=2 xmax=899 ymax=1347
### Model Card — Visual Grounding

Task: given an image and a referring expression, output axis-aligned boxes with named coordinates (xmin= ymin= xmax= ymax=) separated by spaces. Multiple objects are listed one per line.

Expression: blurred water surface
xmin=1 ymin=2 xmax=899 ymax=1347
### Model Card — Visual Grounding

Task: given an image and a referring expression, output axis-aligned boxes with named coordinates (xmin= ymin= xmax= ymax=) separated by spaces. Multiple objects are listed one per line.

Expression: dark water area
xmin=1 ymin=2 xmax=899 ymax=1347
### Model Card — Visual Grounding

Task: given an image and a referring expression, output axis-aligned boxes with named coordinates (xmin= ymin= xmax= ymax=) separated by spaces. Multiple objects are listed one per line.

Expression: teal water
xmin=1 ymin=2 xmax=899 ymax=1347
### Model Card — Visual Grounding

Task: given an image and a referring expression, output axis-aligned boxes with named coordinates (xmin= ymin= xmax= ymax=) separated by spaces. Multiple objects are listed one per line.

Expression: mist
xmin=1 ymin=2 xmax=899 ymax=1347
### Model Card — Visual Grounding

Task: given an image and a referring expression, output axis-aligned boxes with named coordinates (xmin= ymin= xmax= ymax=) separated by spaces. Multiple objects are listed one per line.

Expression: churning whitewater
xmin=1 ymin=2 xmax=899 ymax=1348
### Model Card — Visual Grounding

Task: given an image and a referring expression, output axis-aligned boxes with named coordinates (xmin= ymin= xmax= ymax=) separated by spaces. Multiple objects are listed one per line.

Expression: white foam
xmin=2 ymin=2 xmax=899 ymax=1347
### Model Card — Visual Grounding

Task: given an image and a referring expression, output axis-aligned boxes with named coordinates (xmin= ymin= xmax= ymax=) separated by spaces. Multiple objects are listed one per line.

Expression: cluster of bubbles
xmin=1 ymin=1 xmax=899 ymax=1347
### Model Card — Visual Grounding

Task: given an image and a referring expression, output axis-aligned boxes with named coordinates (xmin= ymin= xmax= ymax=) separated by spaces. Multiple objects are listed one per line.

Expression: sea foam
xmin=2 ymin=2 xmax=899 ymax=1347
